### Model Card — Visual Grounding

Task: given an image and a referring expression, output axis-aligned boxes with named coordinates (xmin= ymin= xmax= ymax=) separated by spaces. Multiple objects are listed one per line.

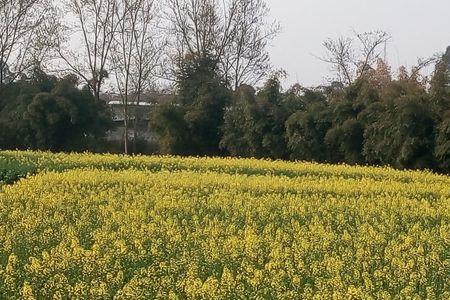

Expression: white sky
xmin=266 ymin=0 xmax=450 ymax=87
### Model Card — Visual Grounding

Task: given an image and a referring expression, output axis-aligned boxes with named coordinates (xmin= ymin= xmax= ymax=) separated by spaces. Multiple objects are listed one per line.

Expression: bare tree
xmin=166 ymin=0 xmax=224 ymax=62
xmin=165 ymin=0 xmax=279 ymax=89
xmin=223 ymin=0 xmax=279 ymax=90
xmin=129 ymin=0 xmax=166 ymax=153
xmin=110 ymin=0 xmax=135 ymax=154
xmin=0 ymin=0 xmax=57 ymax=90
xmin=110 ymin=0 xmax=165 ymax=154
xmin=58 ymin=0 xmax=119 ymax=102
xmin=320 ymin=30 xmax=391 ymax=85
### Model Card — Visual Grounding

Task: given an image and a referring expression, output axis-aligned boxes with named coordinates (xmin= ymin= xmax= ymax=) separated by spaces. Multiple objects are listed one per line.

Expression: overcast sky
xmin=266 ymin=0 xmax=450 ymax=87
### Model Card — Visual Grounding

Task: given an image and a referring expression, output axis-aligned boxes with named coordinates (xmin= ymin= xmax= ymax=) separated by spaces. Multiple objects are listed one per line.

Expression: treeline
xmin=1 ymin=54 xmax=449 ymax=173
xmin=151 ymin=56 xmax=450 ymax=173
xmin=0 ymin=0 xmax=449 ymax=173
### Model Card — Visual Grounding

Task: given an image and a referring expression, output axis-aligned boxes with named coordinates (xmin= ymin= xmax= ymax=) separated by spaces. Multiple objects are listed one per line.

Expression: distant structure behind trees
xmin=103 ymin=92 xmax=173 ymax=153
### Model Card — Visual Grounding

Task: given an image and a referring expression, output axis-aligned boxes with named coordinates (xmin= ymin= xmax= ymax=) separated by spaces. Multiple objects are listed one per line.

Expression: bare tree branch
xmin=319 ymin=30 xmax=391 ymax=86
xmin=0 ymin=0 xmax=57 ymax=90
xmin=165 ymin=0 xmax=279 ymax=89
xmin=58 ymin=0 xmax=120 ymax=102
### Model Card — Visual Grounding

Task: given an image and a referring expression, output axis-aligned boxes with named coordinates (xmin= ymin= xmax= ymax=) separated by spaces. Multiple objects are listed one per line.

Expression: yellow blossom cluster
xmin=0 ymin=151 xmax=449 ymax=299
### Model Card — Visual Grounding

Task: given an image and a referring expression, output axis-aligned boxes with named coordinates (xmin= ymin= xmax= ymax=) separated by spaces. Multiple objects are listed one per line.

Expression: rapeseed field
xmin=0 ymin=151 xmax=449 ymax=299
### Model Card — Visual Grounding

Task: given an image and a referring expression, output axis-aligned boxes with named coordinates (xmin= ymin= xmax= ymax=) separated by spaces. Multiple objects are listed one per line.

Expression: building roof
xmin=108 ymin=101 xmax=153 ymax=106
xmin=102 ymin=92 xmax=174 ymax=106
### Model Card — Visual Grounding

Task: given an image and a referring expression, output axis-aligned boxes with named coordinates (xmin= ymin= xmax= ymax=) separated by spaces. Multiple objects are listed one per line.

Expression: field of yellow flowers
xmin=0 ymin=151 xmax=450 ymax=299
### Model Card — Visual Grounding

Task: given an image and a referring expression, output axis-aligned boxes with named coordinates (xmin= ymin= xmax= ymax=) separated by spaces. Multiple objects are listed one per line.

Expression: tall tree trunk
xmin=132 ymin=91 xmax=142 ymax=154
xmin=0 ymin=67 xmax=3 ymax=93
xmin=123 ymin=104 xmax=129 ymax=154
xmin=132 ymin=105 xmax=138 ymax=154
xmin=0 ymin=56 xmax=4 ymax=92
xmin=96 ymin=79 xmax=103 ymax=102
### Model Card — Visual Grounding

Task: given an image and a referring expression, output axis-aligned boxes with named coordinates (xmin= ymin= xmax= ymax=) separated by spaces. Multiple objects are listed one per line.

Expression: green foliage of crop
xmin=0 ymin=151 xmax=449 ymax=299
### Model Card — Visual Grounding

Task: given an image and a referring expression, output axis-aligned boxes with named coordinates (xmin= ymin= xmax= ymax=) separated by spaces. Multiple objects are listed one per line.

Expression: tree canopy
xmin=0 ymin=67 xmax=112 ymax=151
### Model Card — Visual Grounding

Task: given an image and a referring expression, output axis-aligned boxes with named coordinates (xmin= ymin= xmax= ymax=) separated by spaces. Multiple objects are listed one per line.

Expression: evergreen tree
xmin=151 ymin=55 xmax=231 ymax=155
xmin=0 ymin=67 xmax=112 ymax=151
